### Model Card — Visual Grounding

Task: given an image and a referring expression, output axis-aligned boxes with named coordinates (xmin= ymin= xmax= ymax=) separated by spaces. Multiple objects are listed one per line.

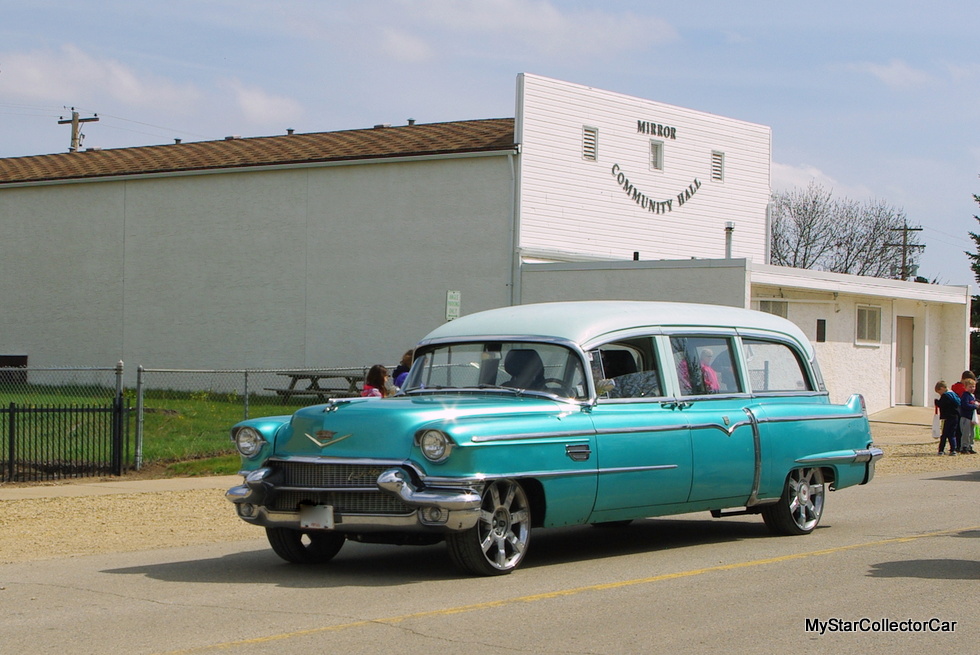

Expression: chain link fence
xmin=1 ymin=364 xmax=386 ymax=477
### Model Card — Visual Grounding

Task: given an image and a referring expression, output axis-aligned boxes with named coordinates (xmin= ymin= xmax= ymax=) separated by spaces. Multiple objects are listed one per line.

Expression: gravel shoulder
xmin=0 ymin=420 xmax=975 ymax=565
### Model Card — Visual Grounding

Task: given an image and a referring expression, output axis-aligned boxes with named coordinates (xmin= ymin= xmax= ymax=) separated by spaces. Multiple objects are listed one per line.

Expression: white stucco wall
xmin=0 ymin=154 xmax=517 ymax=369
xmin=521 ymin=259 xmax=751 ymax=307
xmin=751 ymin=269 xmax=970 ymax=412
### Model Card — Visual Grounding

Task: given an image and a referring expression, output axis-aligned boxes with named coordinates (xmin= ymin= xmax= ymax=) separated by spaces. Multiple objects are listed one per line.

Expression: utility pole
xmin=57 ymin=108 xmax=99 ymax=152
xmin=886 ymin=223 xmax=925 ymax=281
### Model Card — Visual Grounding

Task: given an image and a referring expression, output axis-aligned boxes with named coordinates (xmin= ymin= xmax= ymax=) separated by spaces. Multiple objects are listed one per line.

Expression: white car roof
xmin=421 ymin=301 xmax=812 ymax=355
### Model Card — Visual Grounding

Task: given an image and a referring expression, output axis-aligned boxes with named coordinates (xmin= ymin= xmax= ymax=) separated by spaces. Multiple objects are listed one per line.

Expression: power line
xmin=72 ymin=107 xmax=208 ymax=140
xmin=57 ymin=108 xmax=99 ymax=153
xmin=885 ymin=223 xmax=925 ymax=281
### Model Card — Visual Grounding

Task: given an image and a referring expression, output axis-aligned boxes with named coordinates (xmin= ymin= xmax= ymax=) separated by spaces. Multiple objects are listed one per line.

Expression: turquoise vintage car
xmin=227 ymin=301 xmax=882 ymax=575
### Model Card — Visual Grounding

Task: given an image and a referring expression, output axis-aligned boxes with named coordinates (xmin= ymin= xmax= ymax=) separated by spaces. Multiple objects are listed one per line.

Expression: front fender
xmin=231 ymin=415 xmax=291 ymax=472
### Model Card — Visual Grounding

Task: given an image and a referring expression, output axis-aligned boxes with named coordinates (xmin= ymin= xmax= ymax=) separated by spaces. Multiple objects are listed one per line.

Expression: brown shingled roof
xmin=0 ymin=118 xmax=516 ymax=185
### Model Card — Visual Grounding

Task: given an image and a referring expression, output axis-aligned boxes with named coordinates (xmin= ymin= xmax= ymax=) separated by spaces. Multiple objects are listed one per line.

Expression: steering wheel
xmin=542 ymin=377 xmax=574 ymax=397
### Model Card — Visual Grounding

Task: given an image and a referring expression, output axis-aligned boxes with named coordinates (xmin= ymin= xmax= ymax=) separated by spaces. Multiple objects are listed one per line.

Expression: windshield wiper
xmin=476 ymin=384 xmax=523 ymax=395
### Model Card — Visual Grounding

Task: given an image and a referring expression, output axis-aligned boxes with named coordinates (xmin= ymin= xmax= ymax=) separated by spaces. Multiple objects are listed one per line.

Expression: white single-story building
xmin=0 ymin=74 xmax=969 ymax=412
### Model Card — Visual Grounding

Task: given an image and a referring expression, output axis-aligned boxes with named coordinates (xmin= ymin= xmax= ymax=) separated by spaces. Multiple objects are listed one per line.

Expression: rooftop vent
xmin=224 ymin=135 xmax=241 ymax=140
xmin=407 ymin=118 xmax=416 ymax=126
xmin=286 ymin=128 xmax=294 ymax=135
xmin=373 ymin=123 xmax=391 ymax=129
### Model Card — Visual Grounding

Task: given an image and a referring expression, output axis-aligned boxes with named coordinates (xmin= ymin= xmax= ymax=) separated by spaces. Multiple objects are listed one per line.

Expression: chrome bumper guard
xmin=859 ymin=447 xmax=884 ymax=484
xmin=226 ymin=466 xmax=482 ymax=532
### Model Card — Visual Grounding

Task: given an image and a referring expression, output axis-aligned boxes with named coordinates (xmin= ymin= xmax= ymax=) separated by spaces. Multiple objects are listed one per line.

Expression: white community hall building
xmin=0 ymin=74 xmax=969 ymax=413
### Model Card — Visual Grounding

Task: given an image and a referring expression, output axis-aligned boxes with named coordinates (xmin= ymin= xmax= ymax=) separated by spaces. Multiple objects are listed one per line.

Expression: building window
xmin=759 ymin=300 xmax=788 ymax=318
xmin=816 ymin=319 xmax=826 ymax=343
xmin=856 ymin=305 xmax=881 ymax=344
xmin=582 ymin=126 xmax=598 ymax=161
xmin=711 ymin=150 xmax=725 ymax=181
xmin=649 ymin=140 xmax=664 ymax=171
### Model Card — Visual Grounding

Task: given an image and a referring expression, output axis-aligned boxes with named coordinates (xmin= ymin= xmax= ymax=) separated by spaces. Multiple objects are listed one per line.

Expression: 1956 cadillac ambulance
xmin=227 ymin=301 xmax=882 ymax=575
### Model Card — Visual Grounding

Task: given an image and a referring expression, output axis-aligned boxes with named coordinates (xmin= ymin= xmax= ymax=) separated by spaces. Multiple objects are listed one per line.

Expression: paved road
xmin=1 ymin=468 xmax=976 ymax=655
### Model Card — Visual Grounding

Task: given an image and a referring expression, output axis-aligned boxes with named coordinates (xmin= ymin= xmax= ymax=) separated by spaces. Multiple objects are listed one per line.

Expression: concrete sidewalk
xmin=868 ymin=405 xmax=932 ymax=427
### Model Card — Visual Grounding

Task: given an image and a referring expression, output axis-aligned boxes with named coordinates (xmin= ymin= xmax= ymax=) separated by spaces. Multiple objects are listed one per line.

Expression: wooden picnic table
xmin=265 ymin=367 xmax=370 ymax=404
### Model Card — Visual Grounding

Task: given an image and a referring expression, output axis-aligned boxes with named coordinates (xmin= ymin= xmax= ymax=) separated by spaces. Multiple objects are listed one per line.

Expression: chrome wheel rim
xmin=477 ymin=480 xmax=531 ymax=571
xmin=787 ymin=467 xmax=824 ymax=532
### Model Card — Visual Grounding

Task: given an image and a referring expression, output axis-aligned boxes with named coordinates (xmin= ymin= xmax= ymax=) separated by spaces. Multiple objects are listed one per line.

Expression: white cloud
xmin=399 ymin=0 xmax=677 ymax=60
xmin=771 ymin=161 xmax=873 ymax=200
xmin=379 ymin=27 xmax=436 ymax=63
xmin=222 ymin=79 xmax=305 ymax=126
xmin=0 ymin=44 xmax=202 ymax=110
xmin=849 ymin=58 xmax=933 ymax=89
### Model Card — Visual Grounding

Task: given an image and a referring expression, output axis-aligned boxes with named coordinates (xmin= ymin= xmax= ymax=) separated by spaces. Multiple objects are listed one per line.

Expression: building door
xmin=895 ymin=316 xmax=914 ymax=405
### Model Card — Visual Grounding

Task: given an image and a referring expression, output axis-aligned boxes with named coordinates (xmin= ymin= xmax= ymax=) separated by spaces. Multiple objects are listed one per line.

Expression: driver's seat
xmin=502 ymin=349 xmax=546 ymax=390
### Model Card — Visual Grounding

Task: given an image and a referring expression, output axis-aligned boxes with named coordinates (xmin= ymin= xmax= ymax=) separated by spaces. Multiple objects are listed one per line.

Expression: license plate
xmin=299 ymin=504 xmax=335 ymax=530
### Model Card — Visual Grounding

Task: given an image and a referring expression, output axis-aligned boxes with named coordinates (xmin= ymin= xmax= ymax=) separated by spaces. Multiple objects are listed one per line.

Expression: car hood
xmin=274 ymin=393 xmax=583 ymax=460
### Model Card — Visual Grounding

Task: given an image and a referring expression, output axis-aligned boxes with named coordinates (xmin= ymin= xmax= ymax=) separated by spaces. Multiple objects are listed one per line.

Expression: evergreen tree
xmin=966 ymin=194 xmax=980 ymax=371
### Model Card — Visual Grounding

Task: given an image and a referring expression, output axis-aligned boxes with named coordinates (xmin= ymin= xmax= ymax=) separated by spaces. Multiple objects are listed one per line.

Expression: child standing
xmin=935 ymin=381 xmax=960 ymax=456
xmin=957 ymin=378 xmax=979 ymax=454
xmin=951 ymin=370 xmax=976 ymax=397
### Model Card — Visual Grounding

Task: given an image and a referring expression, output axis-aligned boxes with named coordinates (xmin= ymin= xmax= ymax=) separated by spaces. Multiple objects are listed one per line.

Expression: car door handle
xmin=661 ymin=401 xmax=693 ymax=410
xmin=565 ymin=444 xmax=592 ymax=462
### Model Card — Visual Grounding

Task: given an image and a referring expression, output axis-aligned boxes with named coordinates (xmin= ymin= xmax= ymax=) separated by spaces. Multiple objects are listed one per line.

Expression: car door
xmin=586 ymin=338 xmax=694 ymax=520
xmin=669 ymin=334 xmax=757 ymax=504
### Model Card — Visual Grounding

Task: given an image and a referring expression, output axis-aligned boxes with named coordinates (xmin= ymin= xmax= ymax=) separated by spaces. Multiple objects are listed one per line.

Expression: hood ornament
xmin=305 ymin=430 xmax=353 ymax=448
xmin=323 ymin=399 xmax=352 ymax=413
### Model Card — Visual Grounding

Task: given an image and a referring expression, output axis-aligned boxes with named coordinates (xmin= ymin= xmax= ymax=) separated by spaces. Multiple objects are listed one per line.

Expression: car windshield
xmin=402 ymin=341 xmax=589 ymax=400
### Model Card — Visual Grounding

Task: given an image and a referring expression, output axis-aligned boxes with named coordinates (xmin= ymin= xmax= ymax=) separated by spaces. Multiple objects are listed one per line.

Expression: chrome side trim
xmin=761 ymin=411 xmax=866 ymax=424
xmin=795 ymin=447 xmax=885 ymax=466
xmin=599 ymin=464 xmax=678 ymax=474
xmin=743 ymin=407 xmax=764 ymax=506
xmin=688 ymin=419 xmax=754 ymax=437
xmin=425 ymin=464 xmax=675 ymax=486
xmin=472 ymin=431 xmax=594 ymax=443
xmin=595 ymin=424 xmax=685 ymax=436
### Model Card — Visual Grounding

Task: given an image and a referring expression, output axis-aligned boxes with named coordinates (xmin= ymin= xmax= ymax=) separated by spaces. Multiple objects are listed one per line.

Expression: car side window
xmin=595 ymin=338 xmax=663 ymax=399
xmin=670 ymin=336 xmax=741 ymax=395
xmin=741 ymin=338 xmax=812 ymax=392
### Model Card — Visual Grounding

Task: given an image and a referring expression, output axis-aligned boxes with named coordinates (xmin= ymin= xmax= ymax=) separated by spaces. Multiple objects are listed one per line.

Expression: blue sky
xmin=2 ymin=1 xmax=978 ymax=287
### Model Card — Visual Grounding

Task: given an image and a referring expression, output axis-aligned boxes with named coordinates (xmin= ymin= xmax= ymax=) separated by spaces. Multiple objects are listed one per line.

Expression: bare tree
xmin=769 ymin=182 xmax=840 ymax=269
xmin=770 ymin=183 xmax=922 ymax=279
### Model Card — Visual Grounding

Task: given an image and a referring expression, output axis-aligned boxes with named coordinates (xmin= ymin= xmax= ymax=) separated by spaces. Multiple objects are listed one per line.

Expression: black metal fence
xmin=0 ymin=363 xmax=387 ymax=481
xmin=1 ymin=398 xmax=132 ymax=482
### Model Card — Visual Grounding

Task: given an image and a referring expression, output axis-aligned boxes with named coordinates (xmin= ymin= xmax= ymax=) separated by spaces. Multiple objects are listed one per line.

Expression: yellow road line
xmin=157 ymin=525 xmax=977 ymax=654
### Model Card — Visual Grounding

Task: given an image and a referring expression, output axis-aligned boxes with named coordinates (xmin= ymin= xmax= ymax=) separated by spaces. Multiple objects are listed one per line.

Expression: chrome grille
xmin=269 ymin=461 xmax=414 ymax=515
xmin=276 ymin=461 xmax=392 ymax=488
xmin=270 ymin=490 xmax=414 ymax=515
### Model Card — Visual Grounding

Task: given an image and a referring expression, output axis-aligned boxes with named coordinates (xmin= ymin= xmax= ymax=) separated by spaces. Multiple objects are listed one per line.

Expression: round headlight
xmin=235 ymin=426 xmax=265 ymax=458
xmin=418 ymin=429 xmax=452 ymax=462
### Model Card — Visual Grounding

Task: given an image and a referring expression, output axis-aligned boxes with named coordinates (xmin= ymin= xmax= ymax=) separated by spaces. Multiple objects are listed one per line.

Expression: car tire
xmin=447 ymin=479 xmax=531 ymax=576
xmin=761 ymin=467 xmax=825 ymax=536
xmin=265 ymin=527 xmax=346 ymax=564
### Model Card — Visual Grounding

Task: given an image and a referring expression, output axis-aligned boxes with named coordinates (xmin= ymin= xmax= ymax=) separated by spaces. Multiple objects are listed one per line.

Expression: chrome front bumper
xmin=226 ymin=466 xmax=482 ymax=532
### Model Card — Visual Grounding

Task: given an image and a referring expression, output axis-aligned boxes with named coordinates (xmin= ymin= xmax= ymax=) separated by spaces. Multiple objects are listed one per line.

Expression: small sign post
xmin=446 ymin=290 xmax=461 ymax=321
